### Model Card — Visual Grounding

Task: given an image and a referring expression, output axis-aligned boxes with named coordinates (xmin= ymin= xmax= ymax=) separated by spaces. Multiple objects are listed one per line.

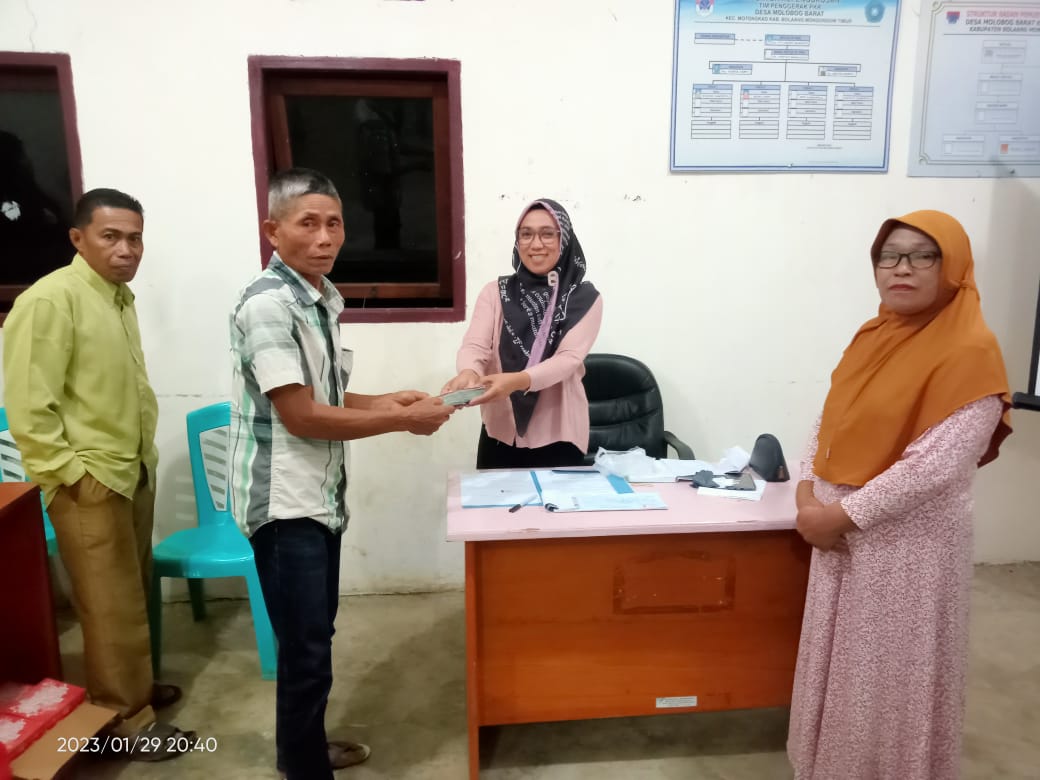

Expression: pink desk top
xmin=445 ymin=470 xmax=799 ymax=542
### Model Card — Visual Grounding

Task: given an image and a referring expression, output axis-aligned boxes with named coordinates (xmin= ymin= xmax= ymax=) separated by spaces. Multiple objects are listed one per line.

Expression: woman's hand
xmin=796 ymin=502 xmax=857 ymax=551
xmin=795 ymin=479 xmax=822 ymax=511
xmin=468 ymin=372 xmax=531 ymax=406
xmin=440 ymin=369 xmax=481 ymax=395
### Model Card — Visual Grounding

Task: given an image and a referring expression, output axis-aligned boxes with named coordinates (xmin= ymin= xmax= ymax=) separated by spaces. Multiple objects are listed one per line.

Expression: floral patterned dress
xmin=787 ymin=395 xmax=1004 ymax=780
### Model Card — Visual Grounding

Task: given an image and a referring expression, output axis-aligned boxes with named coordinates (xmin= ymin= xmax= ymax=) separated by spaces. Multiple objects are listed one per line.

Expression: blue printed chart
xmin=670 ymin=0 xmax=900 ymax=171
xmin=909 ymin=1 xmax=1040 ymax=177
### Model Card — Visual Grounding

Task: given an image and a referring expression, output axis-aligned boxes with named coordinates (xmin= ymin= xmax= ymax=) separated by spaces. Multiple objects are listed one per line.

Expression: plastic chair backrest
xmin=0 ymin=408 xmax=30 ymax=483
xmin=0 ymin=406 xmax=59 ymax=555
xmin=186 ymin=402 xmax=233 ymax=527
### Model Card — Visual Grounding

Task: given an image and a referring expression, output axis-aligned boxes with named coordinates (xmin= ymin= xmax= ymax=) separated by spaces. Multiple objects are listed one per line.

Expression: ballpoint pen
xmin=509 ymin=493 xmax=540 ymax=512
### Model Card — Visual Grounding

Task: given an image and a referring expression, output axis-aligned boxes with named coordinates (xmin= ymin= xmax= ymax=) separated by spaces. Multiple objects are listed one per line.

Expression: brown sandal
xmin=328 ymin=740 xmax=371 ymax=768
xmin=150 ymin=682 xmax=183 ymax=710
xmin=124 ymin=722 xmax=197 ymax=762
xmin=277 ymin=739 xmax=371 ymax=777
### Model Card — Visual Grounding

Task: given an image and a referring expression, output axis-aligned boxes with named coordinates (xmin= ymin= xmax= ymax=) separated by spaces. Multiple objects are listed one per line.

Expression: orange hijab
xmin=813 ymin=210 xmax=1012 ymax=486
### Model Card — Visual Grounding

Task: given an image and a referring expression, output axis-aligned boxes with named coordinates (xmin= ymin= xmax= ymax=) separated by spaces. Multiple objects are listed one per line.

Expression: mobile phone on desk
xmin=685 ymin=470 xmax=756 ymax=490
xmin=725 ymin=471 xmax=757 ymax=491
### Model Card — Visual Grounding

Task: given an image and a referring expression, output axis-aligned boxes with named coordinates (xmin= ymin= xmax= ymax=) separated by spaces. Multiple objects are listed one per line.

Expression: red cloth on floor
xmin=0 ymin=680 xmax=85 ymax=759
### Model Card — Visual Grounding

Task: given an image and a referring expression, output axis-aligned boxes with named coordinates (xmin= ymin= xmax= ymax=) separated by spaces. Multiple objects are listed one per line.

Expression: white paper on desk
xmin=593 ymin=447 xmax=713 ymax=483
xmin=634 ymin=458 xmax=714 ymax=482
xmin=540 ymin=490 xmax=667 ymax=512
xmin=533 ymin=469 xmax=619 ymax=494
xmin=460 ymin=471 xmax=539 ymax=508
xmin=696 ymin=478 xmax=767 ymax=502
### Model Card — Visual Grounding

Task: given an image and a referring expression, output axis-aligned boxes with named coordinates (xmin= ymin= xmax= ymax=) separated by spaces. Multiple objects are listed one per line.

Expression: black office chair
xmin=581 ymin=353 xmax=694 ymax=465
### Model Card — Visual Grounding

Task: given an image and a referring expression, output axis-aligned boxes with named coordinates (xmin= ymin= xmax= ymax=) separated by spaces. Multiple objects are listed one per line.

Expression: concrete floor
xmin=59 ymin=562 xmax=1039 ymax=779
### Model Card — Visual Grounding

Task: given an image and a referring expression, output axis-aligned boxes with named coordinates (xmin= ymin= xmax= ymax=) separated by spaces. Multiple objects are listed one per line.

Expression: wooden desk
xmin=0 ymin=482 xmax=62 ymax=683
xmin=447 ymin=473 xmax=810 ymax=779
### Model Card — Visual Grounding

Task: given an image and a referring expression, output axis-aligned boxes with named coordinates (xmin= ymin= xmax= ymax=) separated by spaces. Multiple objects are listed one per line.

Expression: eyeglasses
xmin=516 ymin=228 xmax=560 ymax=245
xmin=875 ymin=250 xmax=941 ymax=269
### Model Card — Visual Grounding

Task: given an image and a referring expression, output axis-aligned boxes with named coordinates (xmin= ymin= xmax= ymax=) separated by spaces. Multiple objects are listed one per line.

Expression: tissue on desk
xmin=593 ymin=445 xmax=751 ymax=483
xmin=715 ymin=446 xmax=751 ymax=474
xmin=593 ymin=447 xmax=713 ymax=483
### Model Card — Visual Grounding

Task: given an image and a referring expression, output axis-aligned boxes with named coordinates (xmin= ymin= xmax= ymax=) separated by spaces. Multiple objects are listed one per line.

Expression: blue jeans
xmin=251 ymin=519 xmax=342 ymax=780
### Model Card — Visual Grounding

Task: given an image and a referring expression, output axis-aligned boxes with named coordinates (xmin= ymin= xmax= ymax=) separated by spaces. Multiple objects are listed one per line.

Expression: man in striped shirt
xmin=229 ymin=168 xmax=453 ymax=780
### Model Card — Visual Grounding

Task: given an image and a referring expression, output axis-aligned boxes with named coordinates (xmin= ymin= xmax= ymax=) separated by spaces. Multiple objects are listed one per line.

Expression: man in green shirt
xmin=3 ymin=188 xmax=194 ymax=759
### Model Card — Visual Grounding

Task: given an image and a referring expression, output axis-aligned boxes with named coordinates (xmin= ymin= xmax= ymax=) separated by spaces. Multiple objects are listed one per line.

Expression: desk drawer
xmin=468 ymin=531 xmax=810 ymax=725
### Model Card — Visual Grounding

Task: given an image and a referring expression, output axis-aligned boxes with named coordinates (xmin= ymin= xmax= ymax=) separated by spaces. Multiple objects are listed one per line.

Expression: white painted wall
xmin=1 ymin=0 xmax=1038 ymax=595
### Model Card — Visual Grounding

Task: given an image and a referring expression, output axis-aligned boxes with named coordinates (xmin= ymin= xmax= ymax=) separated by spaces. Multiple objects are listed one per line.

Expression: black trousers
xmin=476 ymin=425 xmax=585 ymax=469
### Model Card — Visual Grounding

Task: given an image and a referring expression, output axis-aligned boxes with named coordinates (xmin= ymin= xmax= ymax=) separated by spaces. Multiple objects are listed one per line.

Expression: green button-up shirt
xmin=2 ymin=254 xmax=158 ymax=505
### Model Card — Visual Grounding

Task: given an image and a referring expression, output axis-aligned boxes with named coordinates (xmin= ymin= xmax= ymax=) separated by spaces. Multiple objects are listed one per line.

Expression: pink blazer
xmin=456 ymin=280 xmax=603 ymax=451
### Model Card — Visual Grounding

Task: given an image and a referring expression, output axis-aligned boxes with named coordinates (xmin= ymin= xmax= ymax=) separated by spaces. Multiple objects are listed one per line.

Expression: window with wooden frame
xmin=248 ymin=57 xmax=465 ymax=323
xmin=0 ymin=52 xmax=82 ymax=318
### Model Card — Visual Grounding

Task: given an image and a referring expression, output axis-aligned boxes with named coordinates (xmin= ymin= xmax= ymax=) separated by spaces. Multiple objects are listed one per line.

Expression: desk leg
xmin=465 ymin=542 xmax=481 ymax=780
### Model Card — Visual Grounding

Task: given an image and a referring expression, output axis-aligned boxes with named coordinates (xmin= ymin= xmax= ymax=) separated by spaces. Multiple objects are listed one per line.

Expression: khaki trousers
xmin=48 ymin=470 xmax=156 ymax=736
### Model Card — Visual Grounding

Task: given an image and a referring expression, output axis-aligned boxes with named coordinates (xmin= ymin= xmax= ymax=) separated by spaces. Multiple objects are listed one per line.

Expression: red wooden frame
xmin=247 ymin=56 xmax=466 ymax=324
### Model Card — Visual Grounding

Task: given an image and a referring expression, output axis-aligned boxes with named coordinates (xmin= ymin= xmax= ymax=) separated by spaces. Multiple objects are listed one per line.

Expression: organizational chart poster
xmin=908 ymin=0 xmax=1040 ymax=177
xmin=670 ymin=0 xmax=900 ymax=171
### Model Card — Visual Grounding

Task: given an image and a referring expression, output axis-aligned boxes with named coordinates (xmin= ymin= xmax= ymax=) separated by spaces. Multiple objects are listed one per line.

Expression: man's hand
xmin=276 ymin=384 xmax=448 ymax=441
xmin=467 ymin=372 xmax=530 ymax=406
xmin=440 ymin=370 xmax=481 ymax=395
xmin=796 ymin=502 xmax=856 ymax=551
xmin=372 ymin=390 xmax=428 ymax=411
xmin=402 ymin=395 xmax=454 ymax=435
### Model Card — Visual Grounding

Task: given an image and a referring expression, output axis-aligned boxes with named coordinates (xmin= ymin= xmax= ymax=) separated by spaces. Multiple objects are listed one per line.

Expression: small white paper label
xmin=655 ymin=695 xmax=698 ymax=709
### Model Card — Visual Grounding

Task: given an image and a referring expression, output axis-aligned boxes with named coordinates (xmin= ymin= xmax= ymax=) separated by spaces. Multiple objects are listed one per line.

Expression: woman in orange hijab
xmin=787 ymin=211 xmax=1011 ymax=780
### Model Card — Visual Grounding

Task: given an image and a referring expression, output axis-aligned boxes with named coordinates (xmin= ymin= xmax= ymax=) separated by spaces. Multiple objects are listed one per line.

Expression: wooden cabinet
xmin=0 ymin=483 xmax=61 ymax=683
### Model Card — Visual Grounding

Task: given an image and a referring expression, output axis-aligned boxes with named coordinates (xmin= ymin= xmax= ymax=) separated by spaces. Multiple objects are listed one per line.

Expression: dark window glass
xmin=258 ymin=65 xmax=462 ymax=318
xmin=0 ymin=72 xmax=75 ymax=307
xmin=284 ymin=95 xmax=438 ymax=287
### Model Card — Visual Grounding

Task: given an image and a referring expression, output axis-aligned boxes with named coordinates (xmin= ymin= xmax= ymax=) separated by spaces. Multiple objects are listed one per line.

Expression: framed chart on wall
xmin=1012 ymin=279 xmax=1040 ymax=411
xmin=669 ymin=0 xmax=900 ymax=171
xmin=908 ymin=0 xmax=1040 ymax=178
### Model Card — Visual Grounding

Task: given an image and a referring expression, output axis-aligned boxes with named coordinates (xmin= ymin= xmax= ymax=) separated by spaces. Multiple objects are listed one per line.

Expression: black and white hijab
xmin=498 ymin=198 xmax=600 ymax=437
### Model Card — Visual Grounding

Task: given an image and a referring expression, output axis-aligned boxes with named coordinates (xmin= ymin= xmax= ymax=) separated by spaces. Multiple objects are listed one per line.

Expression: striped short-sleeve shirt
xmin=229 ymin=254 xmax=351 ymax=537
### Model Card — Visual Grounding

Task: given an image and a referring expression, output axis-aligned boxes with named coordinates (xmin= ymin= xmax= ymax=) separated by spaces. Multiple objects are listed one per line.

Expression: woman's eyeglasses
xmin=516 ymin=228 xmax=560 ymax=245
xmin=875 ymin=250 xmax=940 ymax=269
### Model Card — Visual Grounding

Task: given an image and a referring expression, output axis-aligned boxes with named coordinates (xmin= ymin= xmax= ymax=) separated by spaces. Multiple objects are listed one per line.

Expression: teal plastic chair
xmin=149 ymin=402 xmax=276 ymax=680
xmin=0 ymin=407 xmax=59 ymax=557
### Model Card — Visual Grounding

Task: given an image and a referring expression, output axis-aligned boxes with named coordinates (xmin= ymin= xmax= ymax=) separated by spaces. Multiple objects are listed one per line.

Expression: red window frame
xmin=247 ymin=56 xmax=466 ymax=324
